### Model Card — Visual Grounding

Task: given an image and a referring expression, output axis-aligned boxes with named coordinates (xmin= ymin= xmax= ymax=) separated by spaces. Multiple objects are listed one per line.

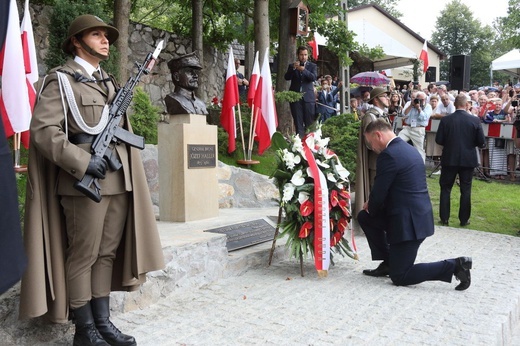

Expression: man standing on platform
xmin=435 ymin=94 xmax=486 ymax=227
xmin=284 ymin=46 xmax=317 ymax=138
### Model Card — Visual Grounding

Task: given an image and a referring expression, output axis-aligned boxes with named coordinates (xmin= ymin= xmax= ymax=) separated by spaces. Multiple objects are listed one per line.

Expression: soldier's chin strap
xmin=78 ymin=38 xmax=109 ymax=61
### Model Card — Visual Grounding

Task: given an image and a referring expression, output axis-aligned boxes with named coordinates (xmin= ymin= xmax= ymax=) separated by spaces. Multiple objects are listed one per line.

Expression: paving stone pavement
xmin=107 ymin=218 xmax=520 ymax=346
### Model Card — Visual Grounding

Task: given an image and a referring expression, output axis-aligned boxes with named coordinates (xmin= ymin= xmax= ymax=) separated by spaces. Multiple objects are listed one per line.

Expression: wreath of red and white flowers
xmin=271 ymin=126 xmax=358 ymax=276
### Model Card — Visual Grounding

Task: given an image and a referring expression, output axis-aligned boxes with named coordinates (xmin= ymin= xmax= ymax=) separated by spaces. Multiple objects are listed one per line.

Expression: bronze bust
xmin=165 ymin=52 xmax=208 ymax=115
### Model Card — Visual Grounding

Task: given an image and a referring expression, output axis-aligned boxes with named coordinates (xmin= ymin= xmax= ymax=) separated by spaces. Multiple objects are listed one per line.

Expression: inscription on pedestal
xmin=204 ymin=219 xmax=276 ymax=251
xmin=187 ymin=144 xmax=216 ymax=168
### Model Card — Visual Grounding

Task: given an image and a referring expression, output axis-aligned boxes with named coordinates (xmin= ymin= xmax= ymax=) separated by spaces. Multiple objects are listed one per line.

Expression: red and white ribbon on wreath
xmin=303 ymin=134 xmax=330 ymax=277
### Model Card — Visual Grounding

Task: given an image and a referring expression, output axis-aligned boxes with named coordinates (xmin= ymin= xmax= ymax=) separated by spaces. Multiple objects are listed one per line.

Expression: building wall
xmin=348 ymin=6 xmax=441 ymax=85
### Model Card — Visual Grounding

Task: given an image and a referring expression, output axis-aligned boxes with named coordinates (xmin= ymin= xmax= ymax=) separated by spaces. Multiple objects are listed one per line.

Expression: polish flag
xmin=419 ymin=40 xmax=429 ymax=73
xmin=246 ymin=51 xmax=259 ymax=108
xmin=220 ymin=47 xmax=239 ymax=153
xmin=0 ymin=0 xmax=33 ymax=148
xmin=308 ymin=36 xmax=319 ymax=61
xmin=253 ymin=48 xmax=278 ymax=154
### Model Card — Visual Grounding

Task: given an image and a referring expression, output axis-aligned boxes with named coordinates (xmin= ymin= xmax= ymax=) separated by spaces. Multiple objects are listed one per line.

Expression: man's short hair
xmin=454 ymin=94 xmax=468 ymax=108
xmin=297 ymin=46 xmax=308 ymax=54
xmin=365 ymin=119 xmax=392 ymax=134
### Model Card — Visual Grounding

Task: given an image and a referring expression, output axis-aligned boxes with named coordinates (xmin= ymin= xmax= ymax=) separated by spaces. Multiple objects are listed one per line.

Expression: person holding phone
xmin=284 ymin=46 xmax=317 ymax=138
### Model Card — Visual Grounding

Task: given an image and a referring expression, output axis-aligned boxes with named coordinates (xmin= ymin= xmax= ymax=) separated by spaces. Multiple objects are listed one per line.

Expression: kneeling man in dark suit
xmin=357 ymin=119 xmax=472 ymax=290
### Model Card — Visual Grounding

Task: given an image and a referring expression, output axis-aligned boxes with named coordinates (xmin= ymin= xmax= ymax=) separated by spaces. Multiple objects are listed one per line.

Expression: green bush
xmin=129 ymin=87 xmax=160 ymax=144
xmin=321 ymin=113 xmax=360 ymax=184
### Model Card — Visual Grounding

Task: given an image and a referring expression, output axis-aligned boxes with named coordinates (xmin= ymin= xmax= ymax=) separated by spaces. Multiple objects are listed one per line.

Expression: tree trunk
xmin=192 ymin=0 xmax=204 ymax=99
xmin=113 ymin=0 xmax=130 ymax=82
xmin=244 ymin=14 xmax=254 ymax=78
xmin=276 ymin=0 xmax=296 ymax=137
xmin=254 ymin=0 xmax=269 ymax=66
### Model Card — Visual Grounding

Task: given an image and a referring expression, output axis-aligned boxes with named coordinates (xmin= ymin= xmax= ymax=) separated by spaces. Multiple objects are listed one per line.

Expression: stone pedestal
xmin=158 ymin=114 xmax=219 ymax=222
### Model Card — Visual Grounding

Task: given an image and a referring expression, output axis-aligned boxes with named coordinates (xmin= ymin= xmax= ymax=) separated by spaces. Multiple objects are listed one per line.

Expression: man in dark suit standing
xmin=358 ymin=119 xmax=472 ymax=290
xmin=435 ymin=94 xmax=486 ymax=226
xmin=284 ymin=46 xmax=317 ymax=138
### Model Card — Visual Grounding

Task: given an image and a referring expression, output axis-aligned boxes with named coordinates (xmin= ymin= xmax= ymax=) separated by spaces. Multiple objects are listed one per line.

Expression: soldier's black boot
xmin=91 ymin=297 xmax=137 ymax=346
xmin=71 ymin=302 xmax=110 ymax=346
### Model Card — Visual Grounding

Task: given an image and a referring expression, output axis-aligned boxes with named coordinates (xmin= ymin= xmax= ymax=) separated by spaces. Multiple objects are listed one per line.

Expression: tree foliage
xmin=495 ymin=0 xmax=520 ymax=48
xmin=430 ymin=0 xmax=495 ymax=87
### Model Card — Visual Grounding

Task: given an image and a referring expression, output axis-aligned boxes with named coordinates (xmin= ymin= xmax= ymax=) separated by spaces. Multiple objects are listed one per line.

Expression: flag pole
xmin=235 ymin=103 xmax=247 ymax=161
xmin=249 ymin=107 xmax=260 ymax=161
xmin=247 ymin=105 xmax=255 ymax=160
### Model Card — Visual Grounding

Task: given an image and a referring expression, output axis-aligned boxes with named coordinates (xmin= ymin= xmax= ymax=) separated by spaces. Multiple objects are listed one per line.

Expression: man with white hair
xmin=438 ymin=84 xmax=455 ymax=102
xmin=399 ymin=91 xmax=432 ymax=162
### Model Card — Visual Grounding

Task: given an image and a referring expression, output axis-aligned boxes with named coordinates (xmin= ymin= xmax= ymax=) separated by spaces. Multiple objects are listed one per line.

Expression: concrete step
xmin=0 ymin=208 xmax=286 ymax=345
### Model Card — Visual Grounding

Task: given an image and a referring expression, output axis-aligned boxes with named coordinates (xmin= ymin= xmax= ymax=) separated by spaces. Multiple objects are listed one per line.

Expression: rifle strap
xmin=56 ymin=71 xmax=109 ymax=136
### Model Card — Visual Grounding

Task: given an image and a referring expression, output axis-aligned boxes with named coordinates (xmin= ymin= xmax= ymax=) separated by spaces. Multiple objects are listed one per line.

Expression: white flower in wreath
xmin=315 ymin=127 xmax=323 ymax=140
xmin=282 ymin=149 xmax=301 ymax=170
xmin=316 ymin=159 xmax=330 ymax=169
xmin=298 ymin=191 xmax=310 ymax=204
xmin=292 ymin=135 xmax=304 ymax=156
xmin=335 ymin=162 xmax=351 ymax=181
xmin=316 ymin=136 xmax=330 ymax=152
xmin=336 ymin=182 xmax=344 ymax=190
xmin=322 ymin=148 xmax=335 ymax=160
xmin=282 ymin=183 xmax=295 ymax=202
xmin=327 ymin=172 xmax=337 ymax=182
xmin=290 ymin=169 xmax=305 ymax=186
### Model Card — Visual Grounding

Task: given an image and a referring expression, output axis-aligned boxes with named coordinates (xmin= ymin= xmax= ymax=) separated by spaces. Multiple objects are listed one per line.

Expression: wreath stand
xmin=268 ymin=206 xmax=305 ymax=277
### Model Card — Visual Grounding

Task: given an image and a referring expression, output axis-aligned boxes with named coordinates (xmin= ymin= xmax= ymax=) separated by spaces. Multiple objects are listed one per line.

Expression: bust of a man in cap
xmin=165 ymin=52 xmax=208 ymax=115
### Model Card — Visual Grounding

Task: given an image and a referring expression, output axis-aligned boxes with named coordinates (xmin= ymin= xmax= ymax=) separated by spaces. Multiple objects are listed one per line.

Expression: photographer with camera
xmin=398 ymin=91 xmax=432 ymax=163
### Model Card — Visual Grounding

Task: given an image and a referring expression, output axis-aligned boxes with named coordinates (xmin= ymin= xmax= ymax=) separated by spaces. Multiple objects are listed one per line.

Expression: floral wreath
xmin=271 ymin=126 xmax=358 ymax=277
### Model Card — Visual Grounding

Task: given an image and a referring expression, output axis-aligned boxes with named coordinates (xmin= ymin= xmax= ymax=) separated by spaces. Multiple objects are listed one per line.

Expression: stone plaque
xmin=204 ymin=219 xmax=276 ymax=251
xmin=187 ymin=144 xmax=216 ymax=168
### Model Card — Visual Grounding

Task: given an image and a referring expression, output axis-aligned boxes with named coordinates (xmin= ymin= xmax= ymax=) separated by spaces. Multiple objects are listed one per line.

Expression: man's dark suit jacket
xmin=284 ymin=61 xmax=317 ymax=102
xmin=435 ymin=110 xmax=486 ymax=168
xmin=367 ymin=137 xmax=435 ymax=244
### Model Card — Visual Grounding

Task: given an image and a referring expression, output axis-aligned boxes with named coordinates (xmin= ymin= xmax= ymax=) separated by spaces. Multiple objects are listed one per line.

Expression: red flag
xmin=0 ymin=0 xmax=33 ymax=147
xmin=247 ymin=51 xmax=259 ymax=108
xmin=419 ymin=40 xmax=429 ymax=73
xmin=253 ymin=48 xmax=278 ymax=154
xmin=220 ymin=47 xmax=239 ymax=153
xmin=308 ymin=36 xmax=319 ymax=61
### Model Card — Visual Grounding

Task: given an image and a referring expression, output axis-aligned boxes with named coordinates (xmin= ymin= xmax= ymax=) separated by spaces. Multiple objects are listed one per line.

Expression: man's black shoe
xmin=460 ymin=221 xmax=470 ymax=227
xmin=440 ymin=220 xmax=449 ymax=226
xmin=454 ymin=257 xmax=472 ymax=291
xmin=363 ymin=261 xmax=389 ymax=277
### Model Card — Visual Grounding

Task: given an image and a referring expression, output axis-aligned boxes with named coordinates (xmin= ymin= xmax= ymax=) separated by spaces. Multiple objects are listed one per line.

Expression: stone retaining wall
xmin=141 ymin=145 xmax=280 ymax=216
xmin=30 ymin=3 xmax=227 ymax=110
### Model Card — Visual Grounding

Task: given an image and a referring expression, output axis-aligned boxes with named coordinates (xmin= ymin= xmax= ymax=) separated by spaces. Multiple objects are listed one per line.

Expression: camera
xmin=512 ymin=100 xmax=519 ymax=107
xmin=300 ymin=61 xmax=305 ymax=66
xmin=413 ymin=98 xmax=420 ymax=104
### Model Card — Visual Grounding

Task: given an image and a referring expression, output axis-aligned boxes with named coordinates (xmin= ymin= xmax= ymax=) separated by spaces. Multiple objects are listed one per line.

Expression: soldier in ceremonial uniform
xmin=19 ymin=14 xmax=164 ymax=346
xmin=354 ymin=87 xmax=391 ymax=217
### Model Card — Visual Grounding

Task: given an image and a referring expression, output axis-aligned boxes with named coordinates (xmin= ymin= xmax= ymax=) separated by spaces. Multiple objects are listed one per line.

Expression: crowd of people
xmin=351 ymin=80 xmax=520 ymax=181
